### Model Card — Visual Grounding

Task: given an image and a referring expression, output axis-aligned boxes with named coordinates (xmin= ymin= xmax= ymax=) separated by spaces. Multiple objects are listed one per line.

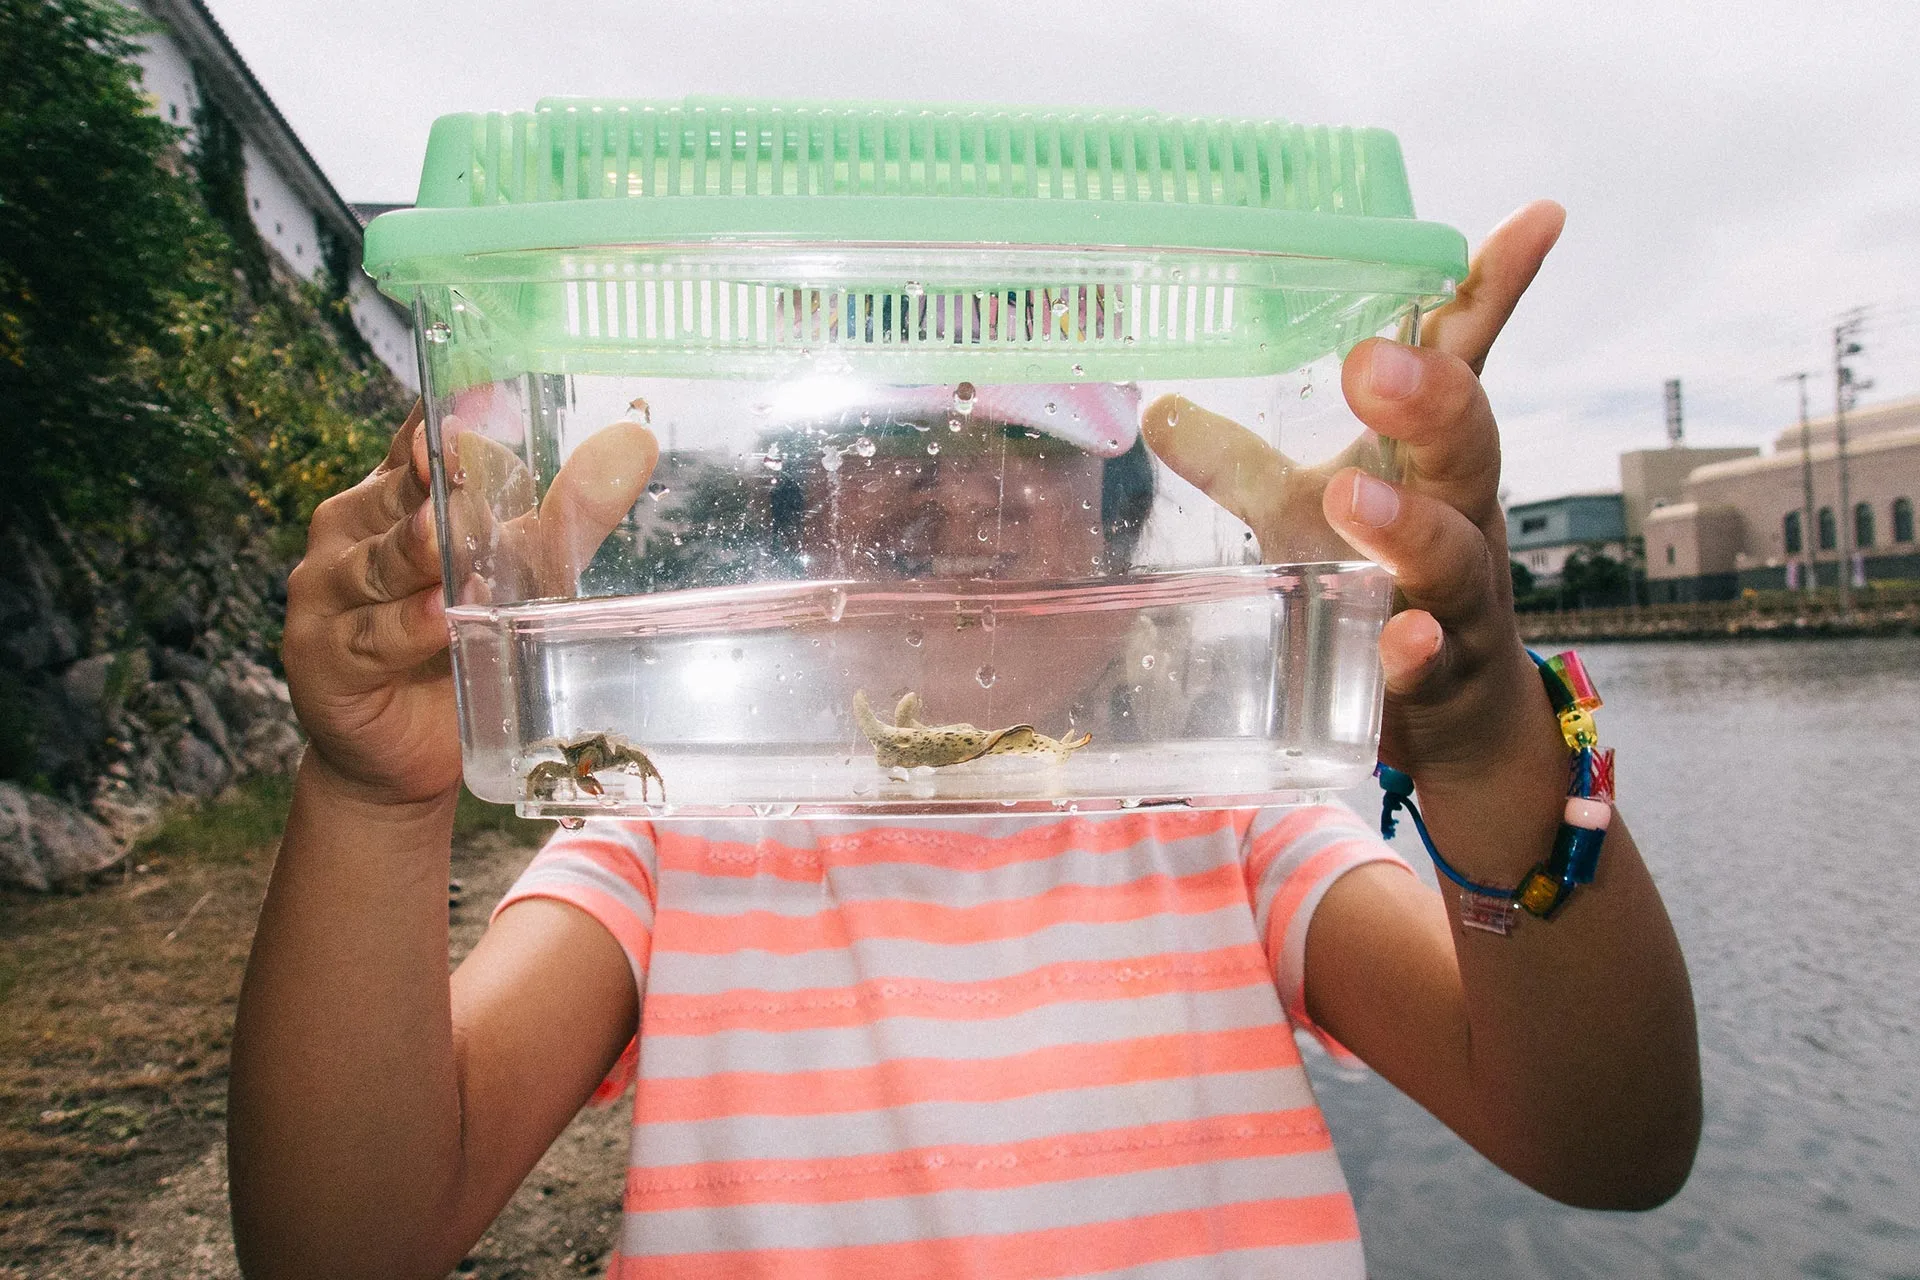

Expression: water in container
xmin=362 ymin=98 xmax=1467 ymax=819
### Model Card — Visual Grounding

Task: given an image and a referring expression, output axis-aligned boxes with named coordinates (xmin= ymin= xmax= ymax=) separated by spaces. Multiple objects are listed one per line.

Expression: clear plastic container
xmin=364 ymin=99 xmax=1466 ymax=820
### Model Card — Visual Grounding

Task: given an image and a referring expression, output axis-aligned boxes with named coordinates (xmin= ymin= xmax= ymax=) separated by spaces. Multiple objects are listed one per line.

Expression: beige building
xmin=1619 ymin=445 xmax=1759 ymax=543
xmin=1641 ymin=395 xmax=1920 ymax=600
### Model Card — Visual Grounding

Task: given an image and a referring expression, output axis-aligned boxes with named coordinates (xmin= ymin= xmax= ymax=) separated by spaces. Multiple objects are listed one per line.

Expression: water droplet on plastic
xmin=731 ymin=647 xmax=744 ymax=661
xmin=1044 ymin=401 xmax=1057 ymax=416
xmin=905 ymin=281 xmax=926 ymax=298
xmin=925 ymin=441 xmax=940 ymax=455
xmin=820 ymin=445 xmax=843 ymax=472
xmin=463 ymin=534 xmax=478 ymax=551
xmin=976 ymin=526 xmax=990 ymax=542
xmin=763 ymin=452 xmax=784 ymax=471
xmin=1122 ymin=335 xmax=1135 ymax=346
xmin=1140 ymin=653 xmax=1156 ymax=670
xmin=1171 ymin=268 xmax=1185 ymax=281
xmin=1051 ymin=298 xmax=1069 ymax=317
xmin=827 ymin=588 xmax=848 ymax=622
xmin=975 ymin=664 xmax=997 ymax=688
xmin=642 ymin=651 xmax=659 ymax=664
xmin=1071 ymin=363 xmax=1085 ymax=377
xmin=980 ymin=606 xmax=997 ymax=630
xmin=558 ymin=816 xmax=585 ymax=830
xmin=953 ymin=382 xmax=976 ymax=414
xmin=626 ymin=397 xmax=651 ymax=424
xmin=905 ymin=628 xmax=924 ymax=647
xmin=499 ymin=718 xmax=511 ymax=733
xmin=1120 ymin=796 xmax=1142 ymax=809
xmin=1080 ymin=498 xmax=1092 ymax=510
xmin=671 ymin=534 xmax=683 ymax=546
xmin=859 ymin=410 xmax=873 ymax=427
xmin=1300 ymin=385 xmax=1314 ymax=400
xmin=846 ymin=436 xmax=874 ymax=460
xmin=647 ymin=482 xmax=670 ymax=500
xmin=424 ymin=322 xmax=451 ymax=344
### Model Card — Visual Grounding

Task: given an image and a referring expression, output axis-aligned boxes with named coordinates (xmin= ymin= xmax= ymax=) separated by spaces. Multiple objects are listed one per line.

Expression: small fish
xmin=852 ymin=690 xmax=1090 ymax=769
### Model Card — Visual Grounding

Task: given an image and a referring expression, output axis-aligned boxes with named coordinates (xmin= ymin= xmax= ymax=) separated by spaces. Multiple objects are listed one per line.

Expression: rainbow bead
xmin=1558 ymin=707 xmax=1598 ymax=749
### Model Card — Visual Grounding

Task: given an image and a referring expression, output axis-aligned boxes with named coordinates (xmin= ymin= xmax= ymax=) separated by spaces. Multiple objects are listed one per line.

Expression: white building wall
xmin=128 ymin=27 xmax=200 ymax=137
xmin=125 ymin=5 xmax=415 ymax=389
xmin=349 ymin=275 xmax=419 ymax=390
xmin=240 ymin=140 xmax=324 ymax=281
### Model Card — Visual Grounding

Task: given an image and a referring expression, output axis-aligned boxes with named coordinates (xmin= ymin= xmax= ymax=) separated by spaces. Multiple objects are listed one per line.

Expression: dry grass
xmin=0 ymin=778 xmax=549 ymax=1274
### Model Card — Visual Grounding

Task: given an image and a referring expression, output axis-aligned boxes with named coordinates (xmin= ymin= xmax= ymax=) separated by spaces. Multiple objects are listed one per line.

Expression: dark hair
xmin=1099 ymin=436 xmax=1156 ymax=572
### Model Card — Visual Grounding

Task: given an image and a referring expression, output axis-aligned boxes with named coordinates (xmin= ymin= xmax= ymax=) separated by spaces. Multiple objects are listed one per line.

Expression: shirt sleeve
xmin=492 ymin=819 xmax=659 ymax=1104
xmin=1243 ymin=803 xmax=1413 ymax=1069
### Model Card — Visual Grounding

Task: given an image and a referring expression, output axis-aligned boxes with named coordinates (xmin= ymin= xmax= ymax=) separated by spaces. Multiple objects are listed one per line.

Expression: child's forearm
xmin=1399 ymin=652 xmax=1701 ymax=1208
xmin=228 ymin=752 xmax=472 ymax=1278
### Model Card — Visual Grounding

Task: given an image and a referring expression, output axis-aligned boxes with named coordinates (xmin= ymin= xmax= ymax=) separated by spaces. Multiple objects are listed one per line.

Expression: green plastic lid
xmin=368 ymin=97 xmax=1466 ymax=382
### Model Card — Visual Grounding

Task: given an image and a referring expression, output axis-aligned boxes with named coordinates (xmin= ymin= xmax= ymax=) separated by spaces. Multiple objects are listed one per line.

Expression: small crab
xmin=852 ymin=689 xmax=1090 ymax=769
xmin=524 ymin=732 xmax=666 ymax=802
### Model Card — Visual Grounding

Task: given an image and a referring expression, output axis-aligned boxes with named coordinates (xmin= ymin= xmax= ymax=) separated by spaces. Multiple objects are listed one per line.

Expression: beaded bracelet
xmin=1376 ymin=649 xmax=1615 ymax=936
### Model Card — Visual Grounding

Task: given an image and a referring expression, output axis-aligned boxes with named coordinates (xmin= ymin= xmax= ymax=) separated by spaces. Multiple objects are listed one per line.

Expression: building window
xmin=1665 ymin=544 xmax=1676 ymax=565
xmin=1818 ymin=507 xmax=1836 ymax=551
xmin=1895 ymin=497 xmax=1914 ymax=544
xmin=1783 ymin=511 xmax=1802 ymax=555
xmin=1855 ymin=503 xmax=1875 ymax=549
xmin=1520 ymin=515 xmax=1548 ymax=535
xmin=169 ymin=103 xmax=178 ymax=120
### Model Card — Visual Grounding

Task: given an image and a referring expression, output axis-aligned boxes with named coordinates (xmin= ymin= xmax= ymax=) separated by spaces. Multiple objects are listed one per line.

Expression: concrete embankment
xmin=1517 ymin=588 xmax=1920 ymax=643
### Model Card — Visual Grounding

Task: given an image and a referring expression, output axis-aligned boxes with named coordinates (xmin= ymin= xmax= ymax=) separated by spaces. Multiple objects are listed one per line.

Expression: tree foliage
xmin=0 ymin=0 xmax=404 ymax=536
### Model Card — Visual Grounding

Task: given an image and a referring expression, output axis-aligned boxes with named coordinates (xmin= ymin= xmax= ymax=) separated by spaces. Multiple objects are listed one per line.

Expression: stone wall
xmin=0 ymin=520 xmax=304 ymax=891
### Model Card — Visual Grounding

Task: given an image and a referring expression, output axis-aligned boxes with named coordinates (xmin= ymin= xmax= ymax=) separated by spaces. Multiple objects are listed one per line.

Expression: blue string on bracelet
xmin=1375 ymin=649 xmax=1617 ymax=935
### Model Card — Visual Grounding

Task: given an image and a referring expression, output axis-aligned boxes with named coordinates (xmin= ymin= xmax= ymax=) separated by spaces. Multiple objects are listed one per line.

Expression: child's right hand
xmin=281 ymin=405 xmax=658 ymax=808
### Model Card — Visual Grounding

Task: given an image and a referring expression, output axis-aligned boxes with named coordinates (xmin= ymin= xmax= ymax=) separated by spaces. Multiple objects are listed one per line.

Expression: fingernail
xmin=1349 ymin=473 xmax=1400 ymax=528
xmin=1368 ymin=342 xmax=1423 ymax=400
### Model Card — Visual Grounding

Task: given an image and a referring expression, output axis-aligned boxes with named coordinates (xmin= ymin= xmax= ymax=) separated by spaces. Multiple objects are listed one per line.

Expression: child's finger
xmin=1139 ymin=395 xmax=1290 ymax=530
xmin=1417 ymin=201 xmax=1565 ymax=376
xmin=329 ymin=500 xmax=442 ymax=609
xmin=1322 ymin=468 xmax=1500 ymax=635
xmin=313 ymin=435 xmax=432 ymax=551
xmin=1378 ymin=608 xmax=1447 ymax=696
xmin=1341 ymin=340 xmax=1503 ymax=534
xmin=334 ymin=586 xmax=449 ymax=677
xmin=372 ymin=400 xmax=425 ymax=475
xmin=534 ymin=421 xmax=659 ymax=595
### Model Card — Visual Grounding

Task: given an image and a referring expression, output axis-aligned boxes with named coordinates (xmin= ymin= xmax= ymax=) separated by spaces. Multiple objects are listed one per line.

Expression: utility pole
xmin=1781 ymin=372 xmax=1816 ymax=593
xmin=1832 ymin=311 xmax=1871 ymax=617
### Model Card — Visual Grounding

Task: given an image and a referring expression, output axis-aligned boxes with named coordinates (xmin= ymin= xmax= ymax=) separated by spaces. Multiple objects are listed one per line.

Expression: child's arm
xmin=1304 ymin=202 xmax=1701 ymax=1209
xmin=228 ymin=412 xmax=656 ymax=1278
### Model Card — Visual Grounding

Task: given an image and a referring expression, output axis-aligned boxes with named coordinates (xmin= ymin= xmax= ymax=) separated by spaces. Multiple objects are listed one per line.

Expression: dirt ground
xmin=0 ymin=816 xmax=628 ymax=1279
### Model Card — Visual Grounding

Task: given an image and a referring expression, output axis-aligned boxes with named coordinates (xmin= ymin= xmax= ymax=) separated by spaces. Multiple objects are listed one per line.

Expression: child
xmin=229 ymin=201 xmax=1700 ymax=1279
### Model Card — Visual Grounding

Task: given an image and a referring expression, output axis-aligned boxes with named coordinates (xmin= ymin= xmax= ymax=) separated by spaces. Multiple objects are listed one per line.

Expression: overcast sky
xmin=198 ymin=0 xmax=1920 ymax=502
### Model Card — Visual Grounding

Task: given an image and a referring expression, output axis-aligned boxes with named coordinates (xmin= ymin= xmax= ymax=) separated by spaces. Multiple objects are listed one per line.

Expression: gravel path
xmin=13 ymin=829 xmax=630 ymax=1280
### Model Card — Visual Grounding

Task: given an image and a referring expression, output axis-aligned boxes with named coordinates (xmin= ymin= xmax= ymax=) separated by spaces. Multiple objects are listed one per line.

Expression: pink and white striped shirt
xmin=496 ymin=805 xmax=1408 ymax=1278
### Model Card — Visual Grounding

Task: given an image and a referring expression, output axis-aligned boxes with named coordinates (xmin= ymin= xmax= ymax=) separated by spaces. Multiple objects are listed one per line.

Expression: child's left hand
xmin=1145 ymin=200 xmax=1568 ymax=785
xmin=1147 ymin=201 xmax=1702 ymax=1212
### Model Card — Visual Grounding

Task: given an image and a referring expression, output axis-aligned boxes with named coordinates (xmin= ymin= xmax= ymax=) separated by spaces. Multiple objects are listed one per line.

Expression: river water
xmin=1310 ymin=637 xmax=1920 ymax=1279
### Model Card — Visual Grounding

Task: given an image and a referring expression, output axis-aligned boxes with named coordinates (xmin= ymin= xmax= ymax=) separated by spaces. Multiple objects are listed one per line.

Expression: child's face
xmin=800 ymin=421 xmax=1110 ymax=581
xmin=783 ymin=412 xmax=1141 ymax=729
